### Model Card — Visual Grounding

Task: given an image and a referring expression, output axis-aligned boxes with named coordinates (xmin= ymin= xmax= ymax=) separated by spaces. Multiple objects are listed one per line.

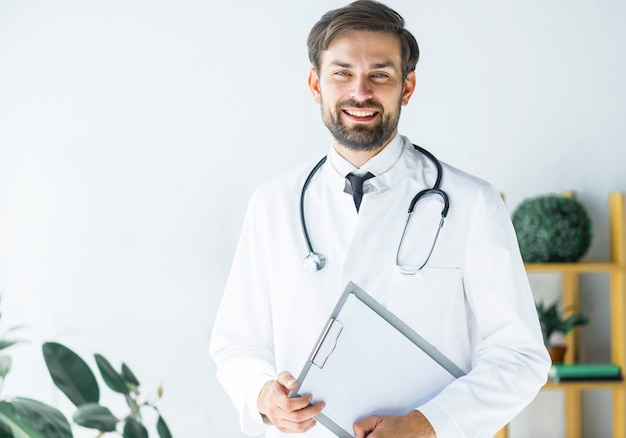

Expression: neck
xmin=332 ymin=131 xmax=397 ymax=169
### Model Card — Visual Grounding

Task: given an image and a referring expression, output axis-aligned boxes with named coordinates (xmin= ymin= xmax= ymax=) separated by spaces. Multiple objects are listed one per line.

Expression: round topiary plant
xmin=512 ymin=194 xmax=593 ymax=263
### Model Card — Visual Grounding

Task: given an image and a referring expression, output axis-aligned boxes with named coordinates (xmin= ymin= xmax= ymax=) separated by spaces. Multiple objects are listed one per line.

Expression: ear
xmin=401 ymin=70 xmax=416 ymax=106
xmin=308 ymin=68 xmax=321 ymax=104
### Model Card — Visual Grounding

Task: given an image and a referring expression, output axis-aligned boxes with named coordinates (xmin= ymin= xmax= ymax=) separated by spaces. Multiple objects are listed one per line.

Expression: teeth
xmin=346 ymin=110 xmax=375 ymax=117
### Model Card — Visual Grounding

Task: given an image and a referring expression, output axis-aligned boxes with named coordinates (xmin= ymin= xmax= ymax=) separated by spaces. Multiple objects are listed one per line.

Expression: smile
xmin=344 ymin=109 xmax=377 ymax=117
xmin=342 ymin=109 xmax=380 ymax=122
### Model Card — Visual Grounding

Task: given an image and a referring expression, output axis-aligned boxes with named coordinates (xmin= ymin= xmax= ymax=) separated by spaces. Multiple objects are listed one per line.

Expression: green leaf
xmin=123 ymin=418 xmax=148 ymax=438
xmin=561 ymin=313 xmax=590 ymax=335
xmin=0 ymin=341 xmax=23 ymax=351
xmin=0 ymin=400 xmax=50 ymax=438
xmin=0 ymin=355 xmax=12 ymax=378
xmin=72 ymin=403 xmax=117 ymax=432
xmin=42 ymin=342 xmax=100 ymax=406
xmin=11 ymin=397 xmax=73 ymax=438
xmin=121 ymin=363 xmax=140 ymax=386
xmin=0 ymin=419 xmax=14 ymax=437
xmin=0 ymin=398 xmax=72 ymax=438
xmin=94 ymin=354 xmax=129 ymax=395
xmin=121 ymin=363 xmax=140 ymax=395
xmin=157 ymin=415 xmax=173 ymax=438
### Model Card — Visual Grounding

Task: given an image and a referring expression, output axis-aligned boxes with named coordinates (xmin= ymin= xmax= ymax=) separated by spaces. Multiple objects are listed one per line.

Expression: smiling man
xmin=310 ymin=29 xmax=413 ymax=167
xmin=210 ymin=1 xmax=550 ymax=437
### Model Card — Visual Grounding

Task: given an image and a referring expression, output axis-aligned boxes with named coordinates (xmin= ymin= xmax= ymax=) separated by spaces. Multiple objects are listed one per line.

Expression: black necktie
xmin=346 ymin=172 xmax=374 ymax=212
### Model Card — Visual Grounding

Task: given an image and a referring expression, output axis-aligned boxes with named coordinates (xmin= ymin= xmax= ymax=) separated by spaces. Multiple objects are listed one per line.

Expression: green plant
xmin=42 ymin=342 xmax=172 ymax=438
xmin=535 ymin=300 xmax=590 ymax=346
xmin=0 ymin=307 xmax=73 ymax=437
xmin=0 ymin=303 xmax=172 ymax=437
xmin=512 ymin=193 xmax=593 ymax=263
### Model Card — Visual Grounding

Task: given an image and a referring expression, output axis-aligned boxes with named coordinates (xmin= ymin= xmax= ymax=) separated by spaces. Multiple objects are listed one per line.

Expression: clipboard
xmin=289 ymin=282 xmax=465 ymax=438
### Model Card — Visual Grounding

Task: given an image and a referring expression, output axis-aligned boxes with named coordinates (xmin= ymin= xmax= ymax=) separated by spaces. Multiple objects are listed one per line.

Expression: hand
xmin=257 ymin=371 xmax=326 ymax=433
xmin=353 ymin=410 xmax=436 ymax=438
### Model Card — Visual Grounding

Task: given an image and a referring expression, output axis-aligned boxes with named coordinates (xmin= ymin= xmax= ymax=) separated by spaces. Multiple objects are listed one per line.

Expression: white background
xmin=1 ymin=1 xmax=625 ymax=437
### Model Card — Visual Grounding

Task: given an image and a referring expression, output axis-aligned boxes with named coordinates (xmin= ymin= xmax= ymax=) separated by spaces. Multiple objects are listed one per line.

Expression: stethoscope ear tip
xmin=303 ymin=252 xmax=327 ymax=272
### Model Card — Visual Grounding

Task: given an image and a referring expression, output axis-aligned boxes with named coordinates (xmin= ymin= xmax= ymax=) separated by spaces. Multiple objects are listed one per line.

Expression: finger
xmin=278 ymin=401 xmax=325 ymax=433
xmin=282 ymin=392 xmax=314 ymax=412
xmin=276 ymin=416 xmax=318 ymax=434
xmin=301 ymin=400 xmax=326 ymax=416
xmin=274 ymin=398 xmax=323 ymax=428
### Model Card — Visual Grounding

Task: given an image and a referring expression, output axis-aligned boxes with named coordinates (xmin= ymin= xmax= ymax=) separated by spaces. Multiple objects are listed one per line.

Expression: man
xmin=210 ymin=1 xmax=551 ymax=437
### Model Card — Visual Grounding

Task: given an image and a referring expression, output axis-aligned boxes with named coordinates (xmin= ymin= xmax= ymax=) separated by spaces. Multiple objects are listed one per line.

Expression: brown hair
xmin=307 ymin=0 xmax=419 ymax=79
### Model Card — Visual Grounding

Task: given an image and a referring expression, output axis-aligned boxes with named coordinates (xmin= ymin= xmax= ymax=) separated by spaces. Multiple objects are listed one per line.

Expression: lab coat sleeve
xmin=209 ymin=188 xmax=277 ymax=436
xmin=418 ymin=185 xmax=551 ymax=437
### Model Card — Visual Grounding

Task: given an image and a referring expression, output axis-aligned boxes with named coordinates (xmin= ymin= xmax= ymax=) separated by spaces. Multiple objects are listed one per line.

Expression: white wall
xmin=0 ymin=1 xmax=625 ymax=437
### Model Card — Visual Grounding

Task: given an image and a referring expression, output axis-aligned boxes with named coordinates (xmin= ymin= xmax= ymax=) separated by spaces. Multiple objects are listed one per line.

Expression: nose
xmin=349 ymin=74 xmax=373 ymax=101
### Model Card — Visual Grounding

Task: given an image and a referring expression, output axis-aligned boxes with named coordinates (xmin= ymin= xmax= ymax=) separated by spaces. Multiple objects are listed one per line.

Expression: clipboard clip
xmin=310 ymin=318 xmax=343 ymax=369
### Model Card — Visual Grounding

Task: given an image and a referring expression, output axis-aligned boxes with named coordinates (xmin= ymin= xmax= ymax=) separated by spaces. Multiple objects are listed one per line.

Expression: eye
xmin=372 ymin=72 xmax=389 ymax=79
xmin=334 ymin=70 xmax=350 ymax=77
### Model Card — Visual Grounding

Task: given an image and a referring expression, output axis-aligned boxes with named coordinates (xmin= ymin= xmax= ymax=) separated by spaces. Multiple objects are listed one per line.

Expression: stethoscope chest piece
xmin=303 ymin=252 xmax=327 ymax=272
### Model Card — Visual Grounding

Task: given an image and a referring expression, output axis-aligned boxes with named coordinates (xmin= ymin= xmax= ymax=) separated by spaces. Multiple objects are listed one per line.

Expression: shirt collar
xmin=328 ymin=134 xmax=403 ymax=178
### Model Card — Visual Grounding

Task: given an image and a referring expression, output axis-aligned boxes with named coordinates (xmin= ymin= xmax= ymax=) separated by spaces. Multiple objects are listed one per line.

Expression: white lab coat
xmin=210 ymin=136 xmax=550 ymax=437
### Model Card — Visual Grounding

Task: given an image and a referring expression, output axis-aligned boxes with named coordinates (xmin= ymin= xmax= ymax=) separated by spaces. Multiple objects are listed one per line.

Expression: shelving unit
xmin=496 ymin=192 xmax=626 ymax=438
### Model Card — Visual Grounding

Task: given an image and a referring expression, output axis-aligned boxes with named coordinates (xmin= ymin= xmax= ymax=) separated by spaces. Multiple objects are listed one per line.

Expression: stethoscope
xmin=300 ymin=144 xmax=449 ymax=275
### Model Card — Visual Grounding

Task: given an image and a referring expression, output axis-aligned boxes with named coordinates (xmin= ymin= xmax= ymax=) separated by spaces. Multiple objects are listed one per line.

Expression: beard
xmin=320 ymin=98 xmax=401 ymax=151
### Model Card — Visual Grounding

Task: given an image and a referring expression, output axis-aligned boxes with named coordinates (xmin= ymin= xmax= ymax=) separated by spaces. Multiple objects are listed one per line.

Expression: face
xmin=308 ymin=30 xmax=416 ymax=152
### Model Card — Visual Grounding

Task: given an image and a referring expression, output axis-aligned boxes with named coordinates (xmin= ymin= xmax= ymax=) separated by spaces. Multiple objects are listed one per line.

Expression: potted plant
xmin=536 ymin=300 xmax=590 ymax=363
xmin=0 ymin=301 xmax=172 ymax=437
xmin=512 ymin=193 xmax=593 ymax=263
xmin=42 ymin=342 xmax=173 ymax=438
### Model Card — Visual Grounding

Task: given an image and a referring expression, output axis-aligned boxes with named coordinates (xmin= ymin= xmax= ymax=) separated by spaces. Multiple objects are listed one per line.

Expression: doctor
xmin=210 ymin=1 xmax=551 ymax=437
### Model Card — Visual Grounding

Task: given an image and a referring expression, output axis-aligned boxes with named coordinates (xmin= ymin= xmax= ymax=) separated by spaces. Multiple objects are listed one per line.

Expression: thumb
xmin=353 ymin=415 xmax=383 ymax=438
xmin=276 ymin=371 xmax=298 ymax=391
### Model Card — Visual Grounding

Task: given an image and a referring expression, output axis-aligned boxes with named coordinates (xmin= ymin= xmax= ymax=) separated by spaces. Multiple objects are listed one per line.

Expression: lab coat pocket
xmin=388 ymin=267 xmax=462 ymax=348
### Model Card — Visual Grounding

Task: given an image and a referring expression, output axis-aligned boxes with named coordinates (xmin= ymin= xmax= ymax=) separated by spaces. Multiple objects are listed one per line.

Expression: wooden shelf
xmin=525 ymin=262 xmax=625 ymax=273
xmin=496 ymin=192 xmax=626 ymax=438
xmin=543 ymin=380 xmax=624 ymax=391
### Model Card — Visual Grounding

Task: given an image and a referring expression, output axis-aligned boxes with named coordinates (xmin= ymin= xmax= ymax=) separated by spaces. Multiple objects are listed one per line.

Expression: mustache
xmin=337 ymin=100 xmax=384 ymax=111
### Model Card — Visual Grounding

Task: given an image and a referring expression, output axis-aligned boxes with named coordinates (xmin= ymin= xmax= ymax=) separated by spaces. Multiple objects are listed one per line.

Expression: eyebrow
xmin=328 ymin=60 xmax=397 ymax=70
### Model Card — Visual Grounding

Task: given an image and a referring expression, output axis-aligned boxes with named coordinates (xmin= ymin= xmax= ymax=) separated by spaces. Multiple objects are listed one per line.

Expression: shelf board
xmin=543 ymin=380 xmax=625 ymax=390
xmin=525 ymin=262 xmax=625 ymax=273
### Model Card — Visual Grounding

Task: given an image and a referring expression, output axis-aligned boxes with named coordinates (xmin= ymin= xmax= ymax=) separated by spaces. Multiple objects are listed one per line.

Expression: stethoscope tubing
xmin=300 ymin=145 xmax=448 ymax=273
xmin=300 ymin=155 xmax=328 ymax=258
